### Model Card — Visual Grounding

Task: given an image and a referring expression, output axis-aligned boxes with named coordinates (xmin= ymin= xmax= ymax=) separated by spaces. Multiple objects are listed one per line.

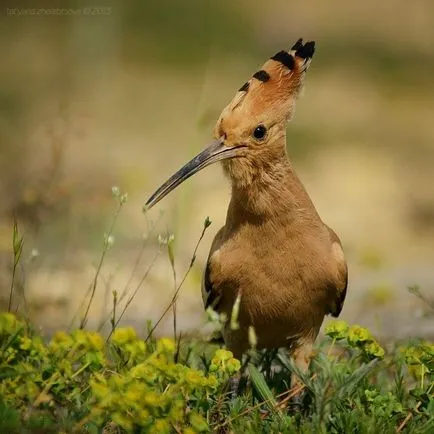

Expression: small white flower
xmin=158 ymin=233 xmax=175 ymax=246
xmin=104 ymin=233 xmax=115 ymax=247
xmin=30 ymin=248 xmax=39 ymax=259
xmin=120 ymin=192 xmax=128 ymax=204
xmin=28 ymin=248 xmax=40 ymax=262
xmin=111 ymin=186 xmax=120 ymax=197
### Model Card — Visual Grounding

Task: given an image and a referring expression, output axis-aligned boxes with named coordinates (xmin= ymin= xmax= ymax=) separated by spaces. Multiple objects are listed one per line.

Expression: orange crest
xmin=218 ymin=39 xmax=315 ymax=128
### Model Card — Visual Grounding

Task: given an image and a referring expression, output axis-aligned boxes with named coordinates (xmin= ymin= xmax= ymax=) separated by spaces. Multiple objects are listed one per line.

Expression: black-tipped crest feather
xmin=291 ymin=38 xmax=304 ymax=51
xmin=253 ymin=70 xmax=271 ymax=82
xmin=295 ymin=41 xmax=315 ymax=59
xmin=271 ymin=50 xmax=295 ymax=70
xmin=239 ymin=82 xmax=250 ymax=92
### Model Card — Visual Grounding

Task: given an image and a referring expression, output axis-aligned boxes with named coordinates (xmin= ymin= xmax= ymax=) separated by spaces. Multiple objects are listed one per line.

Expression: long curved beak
xmin=145 ymin=137 xmax=241 ymax=210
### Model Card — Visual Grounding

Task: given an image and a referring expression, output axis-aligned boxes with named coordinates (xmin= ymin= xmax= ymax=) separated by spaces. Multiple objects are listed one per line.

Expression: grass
xmin=1 ymin=193 xmax=434 ymax=433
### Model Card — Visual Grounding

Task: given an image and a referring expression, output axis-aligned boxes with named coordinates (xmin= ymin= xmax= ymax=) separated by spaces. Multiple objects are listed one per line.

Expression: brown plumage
xmin=146 ymin=39 xmax=347 ymax=385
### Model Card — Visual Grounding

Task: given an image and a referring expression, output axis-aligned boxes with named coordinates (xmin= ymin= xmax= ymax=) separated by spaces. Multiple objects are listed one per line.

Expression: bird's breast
xmin=205 ymin=226 xmax=333 ymax=348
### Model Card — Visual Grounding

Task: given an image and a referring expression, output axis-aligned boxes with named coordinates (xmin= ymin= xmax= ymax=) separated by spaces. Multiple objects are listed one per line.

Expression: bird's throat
xmin=226 ymin=157 xmax=319 ymax=225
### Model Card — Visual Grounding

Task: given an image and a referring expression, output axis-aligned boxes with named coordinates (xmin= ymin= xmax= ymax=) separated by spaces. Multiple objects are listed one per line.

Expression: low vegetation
xmin=0 ymin=311 xmax=433 ymax=433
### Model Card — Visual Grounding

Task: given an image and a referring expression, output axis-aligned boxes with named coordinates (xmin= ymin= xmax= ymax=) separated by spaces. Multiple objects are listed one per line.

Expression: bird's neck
xmin=226 ymin=155 xmax=320 ymax=226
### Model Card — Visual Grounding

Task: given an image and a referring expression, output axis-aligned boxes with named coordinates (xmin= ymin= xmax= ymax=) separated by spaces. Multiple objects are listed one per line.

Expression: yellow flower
xmin=209 ymin=363 xmax=218 ymax=373
xmin=169 ymin=402 xmax=184 ymax=421
xmin=112 ymin=327 xmax=138 ymax=346
xmin=403 ymin=346 xmax=423 ymax=365
xmin=50 ymin=331 xmax=73 ymax=352
xmin=57 ymin=359 xmax=73 ymax=377
xmin=16 ymin=382 xmax=39 ymax=399
xmin=150 ymin=419 xmax=170 ymax=434
xmin=124 ymin=383 xmax=146 ymax=404
xmin=324 ymin=320 xmax=349 ymax=340
xmin=364 ymin=341 xmax=385 ymax=359
xmin=90 ymin=377 xmax=110 ymax=400
xmin=28 ymin=336 xmax=46 ymax=355
xmin=86 ymin=331 xmax=104 ymax=351
xmin=19 ymin=336 xmax=33 ymax=351
xmin=403 ymin=343 xmax=433 ymax=372
xmin=130 ymin=363 xmax=157 ymax=382
xmin=347 ymin=325 xmax=373 ymax=346
xmin=213 ymin=349 xmax=234 ymax=362
xmin=0 ymin=313 xmax=19 ymax=334
xmin=72 ymin=330 xmax=90 ymax=348
xmin=111 ymin=411 xmax=133 ymax=430
xmin=210 ymin=349 xmax=240 ymax=375
xmin=144 ymin=391 xmax=161 ymax=407
xmin=227 ymin=358 xmax=241 ymax=374
xmin=207 ymin=374 xmax=218 ymax=390
xmin=157 ymin=338 xmax=175 ymax=354
xmin=189 ymin=411 xmax=209 ymax=432
xmin=185 ymin=370 xmax=205 ymax=387
xmin=138 ymin=408 xmax=151 ymax=422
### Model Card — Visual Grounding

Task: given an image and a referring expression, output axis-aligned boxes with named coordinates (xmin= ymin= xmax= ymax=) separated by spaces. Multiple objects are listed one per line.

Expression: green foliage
xmin=0 ymin=313 xmax=238 ymax=433
xmin=0 ymin=314 xmax=433 ymax=433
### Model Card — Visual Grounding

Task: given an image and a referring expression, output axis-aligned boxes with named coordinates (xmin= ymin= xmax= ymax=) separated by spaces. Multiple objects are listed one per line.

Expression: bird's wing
xmin=201 ymin=227 xmax=225 ymax=310
xmin=202 ymin=261 xmax=220 ymax=309
xmin=326 ymin=226 xmax=348 ymax=317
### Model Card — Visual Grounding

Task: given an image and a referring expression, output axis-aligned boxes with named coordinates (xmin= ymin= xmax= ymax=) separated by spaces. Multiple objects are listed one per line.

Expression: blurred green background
xmin=1 ymin=0 xmax=433 ymax=339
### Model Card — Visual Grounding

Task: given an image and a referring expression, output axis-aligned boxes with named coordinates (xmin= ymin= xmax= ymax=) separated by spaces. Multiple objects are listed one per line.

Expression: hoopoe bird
xmin=145 ymin=39 xmax=347 ymax=386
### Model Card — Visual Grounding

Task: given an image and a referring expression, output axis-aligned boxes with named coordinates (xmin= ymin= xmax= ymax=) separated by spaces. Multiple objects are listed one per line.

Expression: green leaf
xmin=0 ymin=401 xmax=20 ymax=431
xmin=248 ymin=364 xmax=282 ymax=419
xmin=12 ymin=218 xmax=24 ymax=267
xmin=336 ymin=359 xmax=378 ymax=400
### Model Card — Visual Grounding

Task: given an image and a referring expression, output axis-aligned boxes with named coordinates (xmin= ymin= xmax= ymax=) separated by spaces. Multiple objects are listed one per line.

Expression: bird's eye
xmin=252 ymin=125 xmax=267 ymax=141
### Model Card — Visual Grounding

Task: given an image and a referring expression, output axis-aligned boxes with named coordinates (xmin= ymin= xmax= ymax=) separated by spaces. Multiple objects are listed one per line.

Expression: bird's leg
xmin=291 ymin=340 xmax=313 ymax=388
xmin=288 ymin=340 xmax=314 ymax=408
xmin=229 ymin=371 xmax=242 ymax=397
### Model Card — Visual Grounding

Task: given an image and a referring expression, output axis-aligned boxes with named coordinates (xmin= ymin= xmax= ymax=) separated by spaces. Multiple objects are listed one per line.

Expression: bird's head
xmin=145 ymin=39 xmax=315 ymax=210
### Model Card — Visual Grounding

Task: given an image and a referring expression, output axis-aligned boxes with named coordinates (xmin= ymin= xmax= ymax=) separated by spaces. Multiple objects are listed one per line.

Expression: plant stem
xmin=106 ymin=249 xmax=161 ymax=341
xmin=9 ymin=217 xmax=23 ymax=312
xmin=145 ymin=218 xmax=211 ymax=342
xmin=80 ymin=201 xmax=123 ymax=329
xmin=97 ymin=213 xmax=161 ymax=332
